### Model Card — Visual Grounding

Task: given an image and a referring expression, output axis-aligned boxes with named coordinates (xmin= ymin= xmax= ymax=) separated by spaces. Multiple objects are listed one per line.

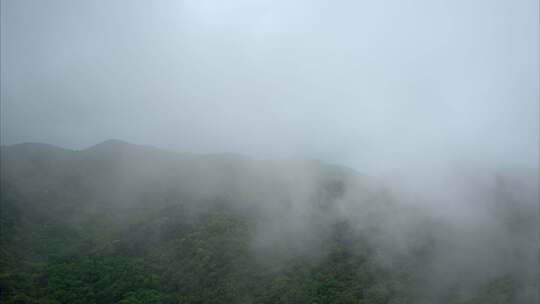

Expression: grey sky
xmin=1 ymin=0 xmax=538 ymax=173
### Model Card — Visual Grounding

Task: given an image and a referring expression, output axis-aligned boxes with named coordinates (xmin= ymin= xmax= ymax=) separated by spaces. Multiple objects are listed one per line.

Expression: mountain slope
xmin=0 ymin=141 xmax=537 ymax=304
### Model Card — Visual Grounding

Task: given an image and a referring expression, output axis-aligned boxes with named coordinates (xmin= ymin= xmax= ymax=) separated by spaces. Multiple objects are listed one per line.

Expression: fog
xmin=2 ymin=0 xmax=538 ymax=173
xmin=1 ymin=1 xmax=539 ymax=303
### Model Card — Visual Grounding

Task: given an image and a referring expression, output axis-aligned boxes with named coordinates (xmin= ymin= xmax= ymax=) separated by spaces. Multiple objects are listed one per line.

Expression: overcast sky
xmin=1 ymin=0 xmax=538 ymax=173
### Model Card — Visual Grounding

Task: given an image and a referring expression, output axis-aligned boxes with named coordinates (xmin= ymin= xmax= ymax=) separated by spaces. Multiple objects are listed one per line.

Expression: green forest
xmin=1 ymin=141 xmax=537 ymax=303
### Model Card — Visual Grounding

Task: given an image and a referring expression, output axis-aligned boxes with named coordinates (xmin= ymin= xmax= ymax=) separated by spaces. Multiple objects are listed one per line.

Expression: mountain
xmin=0 ymin=141 xmax=538 ymax=304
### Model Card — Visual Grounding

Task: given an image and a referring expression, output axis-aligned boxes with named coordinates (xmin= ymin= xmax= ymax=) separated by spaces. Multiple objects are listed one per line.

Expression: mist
xmin=2 ymin=0 xmax=538 ymax=172
xmin=1 ymin=1 xmax=538 ymax=304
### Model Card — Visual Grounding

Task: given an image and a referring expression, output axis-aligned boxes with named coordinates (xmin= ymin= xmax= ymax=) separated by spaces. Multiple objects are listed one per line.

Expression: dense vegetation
xmin=1 ymin=141 xmax=538 ymax=303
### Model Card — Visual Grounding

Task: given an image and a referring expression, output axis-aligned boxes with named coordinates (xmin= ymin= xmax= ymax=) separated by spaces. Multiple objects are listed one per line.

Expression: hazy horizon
xmin=2 ymin=0 xmax=539 ymax=174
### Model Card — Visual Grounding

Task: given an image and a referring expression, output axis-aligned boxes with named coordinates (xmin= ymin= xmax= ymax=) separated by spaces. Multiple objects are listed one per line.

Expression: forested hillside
xmin=1 ymin=141 xmax=538 ymax=303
